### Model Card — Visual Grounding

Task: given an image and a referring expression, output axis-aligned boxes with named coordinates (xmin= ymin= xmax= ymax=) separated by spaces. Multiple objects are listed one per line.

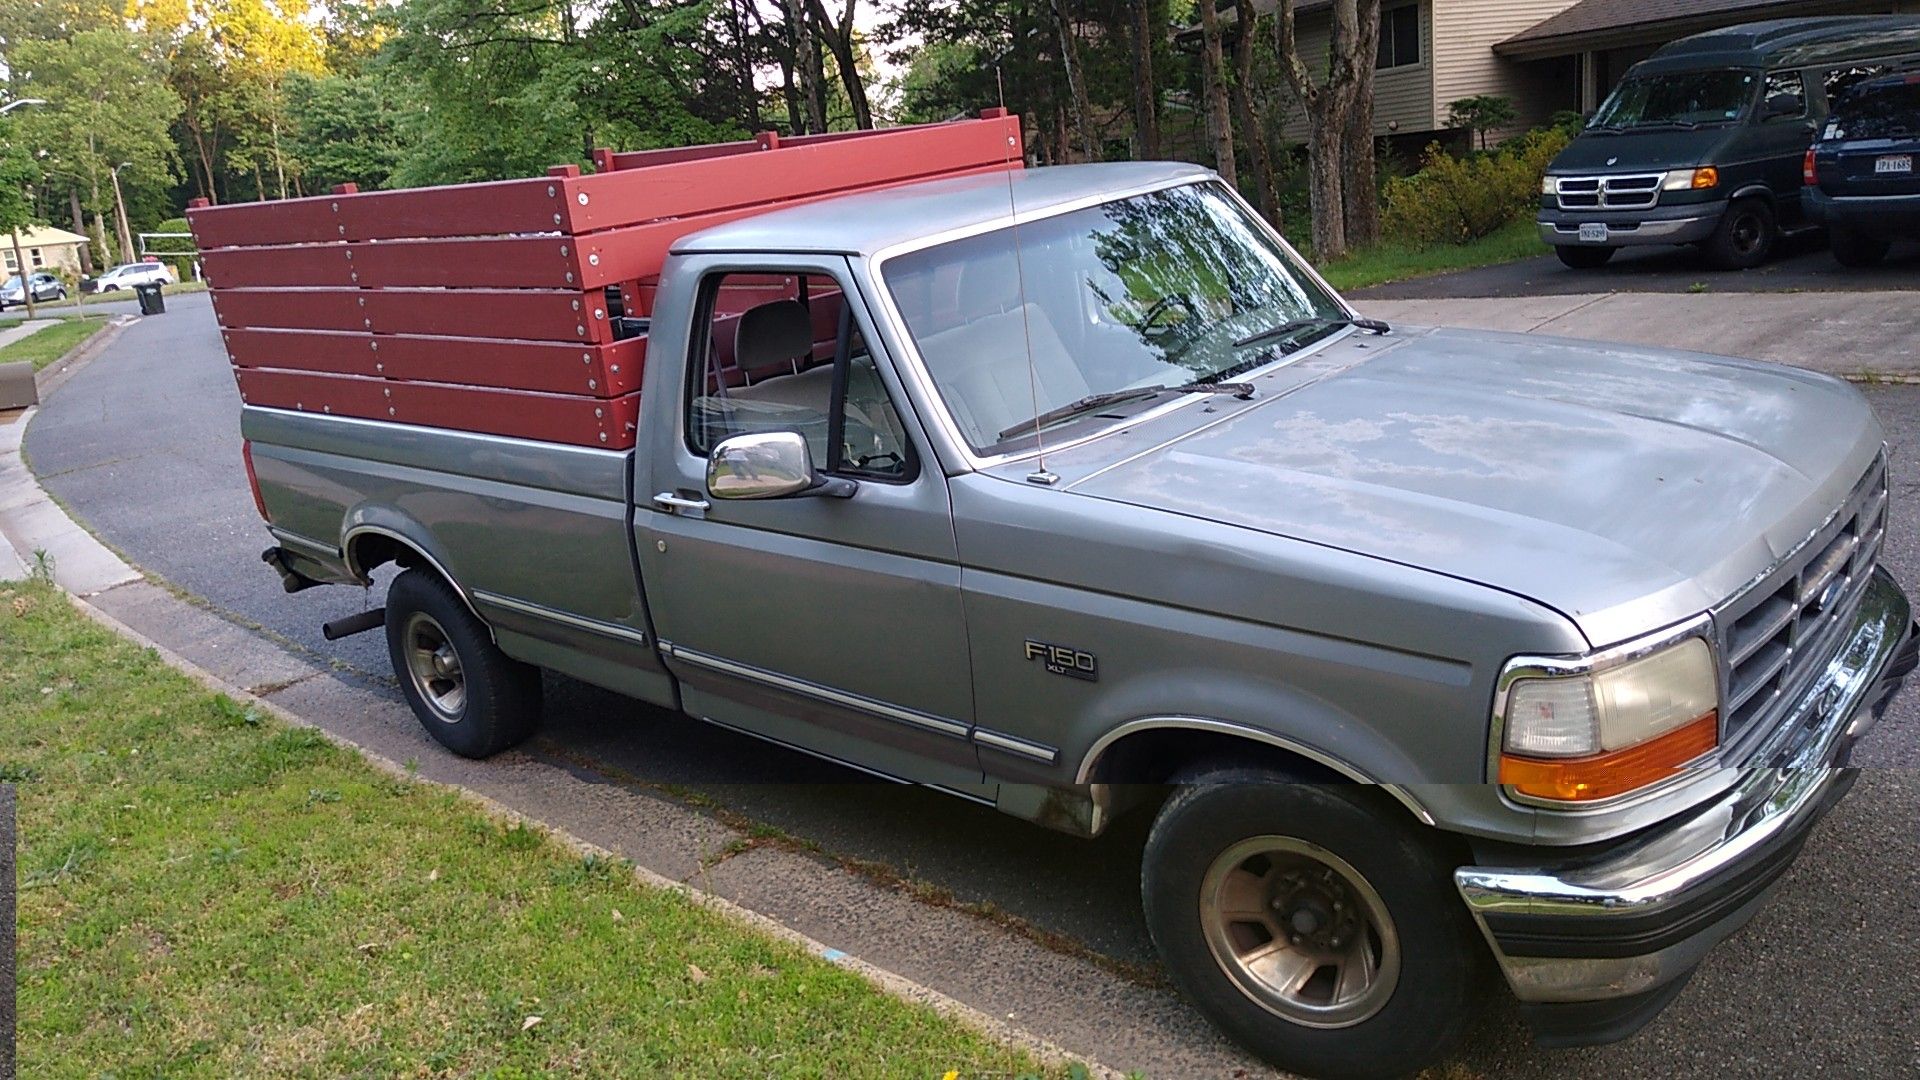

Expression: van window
xmin=1591 ymin=69 xmax=1757 ymax=130
xmin=1824 ymin=65 xmax=1890 ymax=104
xmin=1762 ymin=71 xmax=1806 ymax=120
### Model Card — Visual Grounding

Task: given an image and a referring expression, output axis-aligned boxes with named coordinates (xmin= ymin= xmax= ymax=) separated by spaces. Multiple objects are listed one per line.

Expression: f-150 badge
xmin=1025 ymin=639 xmax=1098 ymax=681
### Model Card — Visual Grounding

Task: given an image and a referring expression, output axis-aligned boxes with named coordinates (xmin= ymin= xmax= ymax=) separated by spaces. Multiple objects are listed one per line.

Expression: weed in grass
xmin=29 ymin=548 xmax=54 ymax=585
xmin=1688 ymin=282 xmax=1710 ymax=294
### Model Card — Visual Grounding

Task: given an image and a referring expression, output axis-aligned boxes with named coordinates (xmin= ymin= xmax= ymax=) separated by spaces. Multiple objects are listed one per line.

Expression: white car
xmin=86 ymin=262 xmax=174 ymax=293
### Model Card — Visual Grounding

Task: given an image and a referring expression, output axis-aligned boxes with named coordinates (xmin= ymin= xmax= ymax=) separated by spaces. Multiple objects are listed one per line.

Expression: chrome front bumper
xmin=1453 ymin=568 xmax=1913 ymax=1042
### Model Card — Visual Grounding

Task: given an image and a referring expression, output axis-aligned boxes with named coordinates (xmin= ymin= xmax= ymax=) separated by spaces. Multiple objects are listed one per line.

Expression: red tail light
xmin=1803 ymin=147 xmax=1818 ymax=186
xmin=240 ymin=440 xmax=270 ymax=523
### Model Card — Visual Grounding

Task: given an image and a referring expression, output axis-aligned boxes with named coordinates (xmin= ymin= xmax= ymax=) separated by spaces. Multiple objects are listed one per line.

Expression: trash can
xmin=134 ymin=282 xmax=165 ymax=316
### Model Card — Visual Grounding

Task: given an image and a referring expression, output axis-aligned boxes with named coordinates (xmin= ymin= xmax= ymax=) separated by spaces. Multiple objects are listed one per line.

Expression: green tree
xmin=9 ymin=29 xmax=183 ymax=267
xmin=0 ymin=140 xmax=43 ymax=312
xmin=282 ymin=70 xmax=403 ymax=192
xmin=1446 ymin=94 xmax=1518 ymax=152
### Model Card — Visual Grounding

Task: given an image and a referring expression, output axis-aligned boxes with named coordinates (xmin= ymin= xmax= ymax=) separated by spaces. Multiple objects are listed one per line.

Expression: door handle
xmin=652 ymin=491 xmax=711 ymax=514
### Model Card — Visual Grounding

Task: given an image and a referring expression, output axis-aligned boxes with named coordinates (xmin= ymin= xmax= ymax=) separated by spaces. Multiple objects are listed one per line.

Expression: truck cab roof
xmin=671 ymin=161 xmax=1213 ymax=260
xmin=1636 ymin=15 xmax=1920 ymax=74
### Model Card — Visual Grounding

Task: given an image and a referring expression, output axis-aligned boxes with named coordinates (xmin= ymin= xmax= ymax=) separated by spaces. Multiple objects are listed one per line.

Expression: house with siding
xmin=1225 ymin=0 xmax=1920 ymax=147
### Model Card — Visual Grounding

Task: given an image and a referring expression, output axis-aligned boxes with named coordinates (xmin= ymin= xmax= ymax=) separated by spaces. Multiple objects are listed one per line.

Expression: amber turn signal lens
xmin=1691 ymin=166 xmax=1719 ymax=189
xmin=1500 ymin=712 xmax=1718 ymax=802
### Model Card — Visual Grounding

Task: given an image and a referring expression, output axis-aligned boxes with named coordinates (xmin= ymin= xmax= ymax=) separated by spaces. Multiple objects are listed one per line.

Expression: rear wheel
xmin=1703 ymin=198 xmax=1776 ymax=270
xmin=1555 ymin=245 xmax=1615 ymax=269
xmin=385 ymin=568 xmax=542 ymax=758
xmin=1829 ymin=226 xmax=1890 ymax=267
xmin=1142 ymin=767 xmax=1482 ymax=1079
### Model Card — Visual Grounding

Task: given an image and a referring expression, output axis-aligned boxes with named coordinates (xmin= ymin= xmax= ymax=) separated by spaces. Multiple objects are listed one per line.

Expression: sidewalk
xmin=1354 ymin=289 xmax=1920 ymax=380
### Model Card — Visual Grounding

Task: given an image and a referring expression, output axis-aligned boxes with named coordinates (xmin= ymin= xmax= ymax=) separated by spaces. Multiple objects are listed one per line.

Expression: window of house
xmin=1377 ymin=5 xmax=1420 ymax=70
xmin=29 ymin=248 xmax=43 ymax=267
xmin=686 ymin=270 xmax=914 ymax=483
xmin=2 ymin=251 xmax=14 ymax=271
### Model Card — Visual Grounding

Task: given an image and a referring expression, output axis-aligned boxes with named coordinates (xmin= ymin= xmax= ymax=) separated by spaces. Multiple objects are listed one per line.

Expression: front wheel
xmin=1555 ymin=245 xmax=1615 ymax=269
xmin=1703 ymin=198 xmax=1776 ymax=270
xmin=1142 ymin=768 xmax=1482 ymax=1080
xmin=385 ymin=568 xmax=542 ymax=758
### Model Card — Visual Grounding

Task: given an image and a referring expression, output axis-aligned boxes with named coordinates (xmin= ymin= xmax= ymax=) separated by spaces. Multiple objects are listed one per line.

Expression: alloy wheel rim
xmin=1198 ymin=835 xmax=1401 ymax=1029
xmin=402 ymin=612 xmax=466 ymax=721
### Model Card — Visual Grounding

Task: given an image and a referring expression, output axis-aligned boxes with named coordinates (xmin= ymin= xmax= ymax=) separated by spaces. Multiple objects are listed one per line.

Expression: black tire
xmin=1142 ymin=767 xmax=1483 ymax=1080
xmin=1554 ymin=245 xmax=1615 ymax=269
xmin=1703 ymin=198 xmax=1776 ymax=270
xmin=384 ymin=567 xmax=542 ymax=758
xmin=1829 ymin=226 xmax=1890 ymax=268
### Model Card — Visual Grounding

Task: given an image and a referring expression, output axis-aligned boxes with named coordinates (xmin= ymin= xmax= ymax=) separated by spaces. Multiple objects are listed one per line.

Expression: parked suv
xmin=1807 ymin=71 xmax=1920 ymax=264
xmin=0 ymin=271 xmax=66 ymax=309
xmin=83 ymin=261 xmax=173 ymax=293
xmin=1541 ymin=16 xmax=1920 ymax=270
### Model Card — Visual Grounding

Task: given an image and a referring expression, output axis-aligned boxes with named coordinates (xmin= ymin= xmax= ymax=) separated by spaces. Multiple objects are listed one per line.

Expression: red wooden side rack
xmin=188 ymin=111 xmax=1023 ymax=449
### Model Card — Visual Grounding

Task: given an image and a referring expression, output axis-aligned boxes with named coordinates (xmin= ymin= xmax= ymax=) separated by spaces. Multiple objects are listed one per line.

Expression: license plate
xmin=1577 ymin=223 xmax=1608 ymax=243
xmin=1876 ymin=155 xmax=1913 ymax=174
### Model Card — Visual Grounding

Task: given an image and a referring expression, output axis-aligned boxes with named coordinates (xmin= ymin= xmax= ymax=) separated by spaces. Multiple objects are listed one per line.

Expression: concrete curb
xmin=3 ymin=389 xmax=1124 ymax=1076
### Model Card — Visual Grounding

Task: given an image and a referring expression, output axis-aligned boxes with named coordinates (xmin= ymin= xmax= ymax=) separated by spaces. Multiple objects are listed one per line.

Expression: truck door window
xmin=686 ymin=271 xmax=914 ymax=482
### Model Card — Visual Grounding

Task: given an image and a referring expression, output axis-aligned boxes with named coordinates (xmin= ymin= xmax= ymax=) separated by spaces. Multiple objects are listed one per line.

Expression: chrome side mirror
xmin=707 ymin=431 xmax=857 ymax=500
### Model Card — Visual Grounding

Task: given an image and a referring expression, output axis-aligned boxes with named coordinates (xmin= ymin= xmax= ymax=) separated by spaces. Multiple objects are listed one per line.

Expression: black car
xmin=1807 ymin=71 xmax=1920 ymax=265
xmin=1540 ymin=16 xmax=1920 ymax=271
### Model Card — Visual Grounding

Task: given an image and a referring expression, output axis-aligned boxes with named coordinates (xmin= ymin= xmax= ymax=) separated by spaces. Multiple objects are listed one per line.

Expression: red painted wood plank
xmin=211 ymin=288 xmax=614 ymax=343
xmin=563 ymin=115 xmax=1023 ymax=233
xmin=235 ymin=368 xmax=642 ymax=448
xmin=221 ymin=328 xmax=646 ymax=397
xmin=202 ymin=244 xmax=355 ymax=289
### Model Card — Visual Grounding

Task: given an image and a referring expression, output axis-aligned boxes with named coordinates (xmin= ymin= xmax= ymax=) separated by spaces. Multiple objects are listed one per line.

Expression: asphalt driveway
xmin=20 ymin=294 xmax=1920 ymax=1077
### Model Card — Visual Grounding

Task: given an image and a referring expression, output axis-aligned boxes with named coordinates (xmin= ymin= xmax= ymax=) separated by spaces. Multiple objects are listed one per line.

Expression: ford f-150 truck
xmin=188 ymin=115 xmax=1915 ymax=1079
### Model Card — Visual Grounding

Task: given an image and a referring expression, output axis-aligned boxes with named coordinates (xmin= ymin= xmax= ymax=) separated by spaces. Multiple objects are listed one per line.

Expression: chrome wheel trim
xmin=1198 ymin=835 xmax=1401 ymax=1029
xmin=402 ymin=611 xmax=466 ymax=721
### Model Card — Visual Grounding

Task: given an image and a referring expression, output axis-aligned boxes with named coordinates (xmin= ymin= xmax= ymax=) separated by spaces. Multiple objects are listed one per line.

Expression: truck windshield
xmin=879 ymin=181 xmax=1345 ymax=456
xmin=1590 ymin=68 xmax=1758 ymax=130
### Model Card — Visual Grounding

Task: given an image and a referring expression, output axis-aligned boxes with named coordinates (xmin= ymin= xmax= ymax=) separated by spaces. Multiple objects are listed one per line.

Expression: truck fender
xmin=1074 ymin=716 xmax=1438 ymax=826
xmin=340 ymin=509 xmax=492 ymax=634
xmin=1725 ymin=182 xmax=1774 ymax=206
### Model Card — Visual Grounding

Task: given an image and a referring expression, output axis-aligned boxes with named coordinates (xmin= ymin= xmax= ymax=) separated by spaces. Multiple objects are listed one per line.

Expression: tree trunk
xmin=11 ymin=231 xmax=36 ymax=318
xmin=1340 ymin=0 xmax=1382 ymax=247
xmin=1050 ymin=0 xmax=1097 ymax=160
xmin=1231 ymin=0 xmax=1279 ymax=225
xmin=786 ymin=0 xmax=826 ymax=133
xmin=1129 ymin=0 xmax=1161 ymax=157
xmin=1198 ymin=0 xmax=1236 ymax=186
xmin=1307 ymin=104 xmax=1347 ymax=258
xmin=69 ymin=189 xmax=91 ymax=272
xmin=806 ymin=0 xmax=873 ymax=129
xmin=1277 ymin=0 xmax=1371 ymax=258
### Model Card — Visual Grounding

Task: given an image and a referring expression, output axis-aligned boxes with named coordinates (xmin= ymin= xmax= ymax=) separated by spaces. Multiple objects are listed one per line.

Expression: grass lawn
xmin=0 ymin=316 xmax=112 ymax=371
xmin=1316 ymin=219 xmax=1549 ymax=293
xmin=0 ymin=578 xmax=1056 ymax=1078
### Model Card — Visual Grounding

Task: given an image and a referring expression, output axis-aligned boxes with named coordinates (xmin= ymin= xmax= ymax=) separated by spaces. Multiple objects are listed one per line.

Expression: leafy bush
xmin=1382 ymin=127 xmax=1569 ymax=246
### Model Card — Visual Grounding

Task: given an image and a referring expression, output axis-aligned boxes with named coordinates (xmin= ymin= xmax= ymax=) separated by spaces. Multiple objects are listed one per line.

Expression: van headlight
xmin=1540 ymin=176 xmax=1559 ymax=195
xmin=1662 ymin=167 xmax=1719 ymax=191
xmin=1496 ymin=636 xmax=1719 ymax=803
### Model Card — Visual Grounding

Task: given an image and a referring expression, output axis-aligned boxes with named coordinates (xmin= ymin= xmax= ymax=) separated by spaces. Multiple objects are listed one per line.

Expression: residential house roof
xmin=6 ymin=225 xmax=90 ymax=247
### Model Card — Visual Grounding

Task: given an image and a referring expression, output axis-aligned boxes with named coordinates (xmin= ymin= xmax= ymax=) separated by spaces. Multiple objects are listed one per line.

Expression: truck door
xmin=634 ymin=254 xmax=986 ymax=794
xmin=1756 ymin=69 xmax=1817 ymax=226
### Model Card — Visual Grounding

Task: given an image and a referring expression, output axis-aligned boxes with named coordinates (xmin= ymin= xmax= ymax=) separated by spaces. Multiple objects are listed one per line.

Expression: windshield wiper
xmin=1630 ymin=119 xmax=1700 ymax=131
xmin=997 ymin=382 xmax=1256 ymax=442
xmin=1231 ymin=315 xmax=1386 ymax=351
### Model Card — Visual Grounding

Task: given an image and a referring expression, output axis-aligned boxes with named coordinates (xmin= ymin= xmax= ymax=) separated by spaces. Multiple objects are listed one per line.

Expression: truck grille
xmin=1555 ymin=173 xmax=1665 ymax=211
xmin=1714 ymin=457 xmax=1888 ymax=758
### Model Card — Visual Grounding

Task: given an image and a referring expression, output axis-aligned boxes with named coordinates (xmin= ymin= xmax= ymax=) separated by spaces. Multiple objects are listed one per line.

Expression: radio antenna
xmin=995 ymin=61 xmax=1056 ymax=486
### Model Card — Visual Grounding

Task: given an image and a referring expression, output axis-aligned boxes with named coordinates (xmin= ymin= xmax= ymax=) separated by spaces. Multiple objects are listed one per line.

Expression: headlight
xmin=1498 ymin=637 xmax=1718 ymax=803
xmin=1662 ymin=167 xmax=1719 ymax=191
xmin=1540 ymin=176 xmax=1558 ymax=195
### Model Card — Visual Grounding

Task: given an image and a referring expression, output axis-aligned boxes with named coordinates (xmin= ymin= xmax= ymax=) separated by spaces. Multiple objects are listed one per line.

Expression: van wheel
xmin=1830 ymin=227 xmax=1889 ymax=267
xmin=1555 ymin=245 xmax=1615 ymax=269
xmin=1704 ymin=198 xmax=1775 ymax=270
xmin=385 ymin=568 xmax=542 ymax=758
xmin=1141 ymin=767 xmax=1481 ymax=1080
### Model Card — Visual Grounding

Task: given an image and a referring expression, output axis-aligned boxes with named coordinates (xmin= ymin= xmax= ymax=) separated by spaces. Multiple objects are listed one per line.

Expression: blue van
xmin=1539 ymin=16 xmax=1920 ymax=270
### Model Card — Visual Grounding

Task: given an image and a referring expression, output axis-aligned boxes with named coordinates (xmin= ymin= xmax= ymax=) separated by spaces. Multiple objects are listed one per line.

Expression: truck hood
xmin=1550 ymin=127 xmax=1736 ymax=174
xmin=1062 ymin=327 xmax=1882 ymax=647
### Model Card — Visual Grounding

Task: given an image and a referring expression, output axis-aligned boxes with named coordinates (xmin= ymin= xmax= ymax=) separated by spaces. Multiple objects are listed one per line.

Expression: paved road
xmin=1355 ymin=232 xmax=1920 ymax=299
xmin=22 ymin=295 xmax=1920 ymax=1076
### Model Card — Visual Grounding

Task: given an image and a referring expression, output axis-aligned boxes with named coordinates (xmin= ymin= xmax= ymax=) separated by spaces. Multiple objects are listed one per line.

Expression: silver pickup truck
xmin=240 ymin=163 xmax=1913 ymax=1078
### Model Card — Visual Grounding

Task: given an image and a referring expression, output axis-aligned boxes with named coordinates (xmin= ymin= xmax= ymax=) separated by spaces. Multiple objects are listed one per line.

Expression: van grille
xmin=1714 ymin=457 xmax=1887 ymax=759
xmin=1555 ymin=173 xmax=1665 ymax=211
